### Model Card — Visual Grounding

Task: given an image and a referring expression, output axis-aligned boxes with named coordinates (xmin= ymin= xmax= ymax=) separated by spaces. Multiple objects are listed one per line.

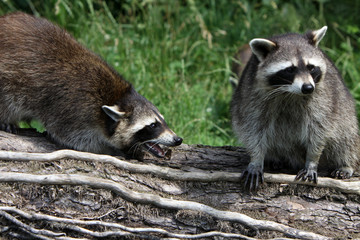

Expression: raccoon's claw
xmin=241 ymin=165 xmax=264 ymax=190
xmin=295 ymin=168 xmax=318 ymax=183
xmin=0 ymin=123 xmax=17 ymax=134
xmin=331 ymin=168 xmax=353 ymax=179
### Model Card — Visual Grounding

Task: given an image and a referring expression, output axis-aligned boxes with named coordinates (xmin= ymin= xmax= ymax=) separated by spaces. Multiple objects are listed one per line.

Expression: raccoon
xmin=0 ymin=12 xmax=182 ymax=157
xmin=231 ymin=26 xmax=359 ymax=189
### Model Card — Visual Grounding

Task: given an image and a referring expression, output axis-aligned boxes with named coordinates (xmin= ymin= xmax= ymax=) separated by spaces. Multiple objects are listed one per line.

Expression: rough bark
xmin=0 ymin=130 xmax=359 ymax=239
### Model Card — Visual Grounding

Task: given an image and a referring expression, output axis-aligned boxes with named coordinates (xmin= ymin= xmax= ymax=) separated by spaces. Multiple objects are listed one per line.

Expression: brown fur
xmin=0 ymin=12 xmax=181 ymax=155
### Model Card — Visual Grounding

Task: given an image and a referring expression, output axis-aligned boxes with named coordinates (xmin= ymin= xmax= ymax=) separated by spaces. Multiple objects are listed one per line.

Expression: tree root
xmin=0 ymin=206 xmax=278 ymax=240
xmin=0 ymin=210 xmax=64 ymax=239
xmin=0 ymin=149 xmax=358 ymax=195
xmin=0 ymin=172 xmax=329 ymax=240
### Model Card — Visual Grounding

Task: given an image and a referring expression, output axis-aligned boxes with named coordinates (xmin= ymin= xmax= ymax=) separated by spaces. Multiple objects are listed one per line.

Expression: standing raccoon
xmin=231 ymin=26 xmax=359 ymax=189
xmin=0 ymin=12 xmax=182 ymax=157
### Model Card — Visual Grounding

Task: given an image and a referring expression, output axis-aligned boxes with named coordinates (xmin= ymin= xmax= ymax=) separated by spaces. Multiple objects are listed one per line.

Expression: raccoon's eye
xmin=269 ymin=66 xmax=297 ymax=86
xmin=285 ymin=66 xmax=297 ymax=74
xmin=307 ymin=64 xmax=315 ymax=72
xmin=149 ymin=123 xmax=157 ymax=129
xmin=308 ymin=65 xmax=322 ymax=83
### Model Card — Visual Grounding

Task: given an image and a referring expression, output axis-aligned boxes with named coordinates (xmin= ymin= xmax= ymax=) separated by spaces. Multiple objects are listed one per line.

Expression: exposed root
xmin=0 ymin=206 xmax=297 ymax=239
xmin=0 ymin=172 xmax=329 ymax=240
xmin=0 ymin=149 xmax=358 ymax=195
xmin=0 ymin=210 xmax=63 ymax=239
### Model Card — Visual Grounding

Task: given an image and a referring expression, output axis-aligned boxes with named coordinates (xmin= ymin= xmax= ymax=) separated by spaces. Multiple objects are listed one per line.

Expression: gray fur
xmin=231 ymin=26 xmax=359 ymax=188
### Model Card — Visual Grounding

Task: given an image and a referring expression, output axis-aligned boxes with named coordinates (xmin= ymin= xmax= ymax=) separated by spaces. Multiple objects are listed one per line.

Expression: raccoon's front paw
xmin=0 ymin=123 xmax=17 ymax=134
xmin=241 ymin=163 xmax=264 ymax=190
xmin=295 ymin=168 xmax=318 ymax=183
xmin=331 ymin=167 xmax=353 ymax=179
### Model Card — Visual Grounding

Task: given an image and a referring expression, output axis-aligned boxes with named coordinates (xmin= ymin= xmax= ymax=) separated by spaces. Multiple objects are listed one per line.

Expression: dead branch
xmin=0 ymin=149 xmax=359 ymax=195
xmin=0 ymin=172 xmax=330 ymax=240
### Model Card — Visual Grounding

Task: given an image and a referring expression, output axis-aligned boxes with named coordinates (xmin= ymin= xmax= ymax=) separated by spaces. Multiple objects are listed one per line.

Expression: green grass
xmin=0 ymin=0 xmax=359 ymax=146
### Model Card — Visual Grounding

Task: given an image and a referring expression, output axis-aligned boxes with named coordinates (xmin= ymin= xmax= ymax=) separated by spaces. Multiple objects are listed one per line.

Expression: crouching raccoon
xmin=0 ymin=12 xmax=182 ymax=157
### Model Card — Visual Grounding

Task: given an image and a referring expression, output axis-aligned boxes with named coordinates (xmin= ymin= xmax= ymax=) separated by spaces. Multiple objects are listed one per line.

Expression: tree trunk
xmin=0 ymin=130 xmax=359 ymax=239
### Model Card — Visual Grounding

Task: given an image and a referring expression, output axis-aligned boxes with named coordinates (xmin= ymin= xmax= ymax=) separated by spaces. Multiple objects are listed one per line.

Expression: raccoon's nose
xmin=301 ymin=84 xmax=314 ymax=94
xmin=173 ymin=136 xmax=183 ymax=146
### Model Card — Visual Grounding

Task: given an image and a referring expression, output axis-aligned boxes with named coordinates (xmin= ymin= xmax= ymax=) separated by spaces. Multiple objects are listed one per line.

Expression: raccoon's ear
xmin=308 ymin=26 xmax=327 ymax=47
xmin=249 ymin=38 xmax=277 ymax=62
xmin=102 ymin=105 xmax=126 ymax=122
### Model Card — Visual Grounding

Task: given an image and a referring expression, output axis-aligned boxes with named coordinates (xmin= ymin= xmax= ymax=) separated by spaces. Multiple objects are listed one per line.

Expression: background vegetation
xmin=0 ymin=0 xmax=359 ymax=146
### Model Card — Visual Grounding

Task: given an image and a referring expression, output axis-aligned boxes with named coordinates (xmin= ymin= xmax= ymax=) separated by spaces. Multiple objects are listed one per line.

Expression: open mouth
xmin=143 ymin=142 xmax=165 ymax=158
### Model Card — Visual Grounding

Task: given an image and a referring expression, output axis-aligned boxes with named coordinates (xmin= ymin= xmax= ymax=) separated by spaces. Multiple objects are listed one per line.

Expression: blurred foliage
xmin=0 ymin=0 xmax=359 ymax=145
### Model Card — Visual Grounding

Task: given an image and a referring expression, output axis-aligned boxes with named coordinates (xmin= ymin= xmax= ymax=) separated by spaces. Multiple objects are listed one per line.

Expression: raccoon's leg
xmin=330 ymin=146 xmax=356 ymax=179
xmin=295 ymin=146 xmax=324 ymax=183
xmin=241 ymin=150 xmax=265 ymax=190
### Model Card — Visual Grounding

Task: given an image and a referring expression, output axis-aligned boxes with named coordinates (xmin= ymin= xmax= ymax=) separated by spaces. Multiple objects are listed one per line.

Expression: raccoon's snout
xmin=301 ymin=84 xmax=314 ymax=94
xmin=173 ymin=136 xmax=183 ymax=146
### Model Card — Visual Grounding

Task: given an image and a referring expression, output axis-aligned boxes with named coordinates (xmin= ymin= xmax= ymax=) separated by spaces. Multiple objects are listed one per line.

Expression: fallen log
xmin=0 ymin=130 xmax=359 ymax=239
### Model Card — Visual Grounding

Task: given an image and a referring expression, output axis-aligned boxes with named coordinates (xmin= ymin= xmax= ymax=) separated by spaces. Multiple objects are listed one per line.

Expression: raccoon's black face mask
xmin=132 ymin=120 xmax=167 ymax=157
xmin=130 ymin=114 xmax=183 ymax=158
xmin=102 ymin=102 xmax=182 ymax=158
xmin=250 ymin=26 xmax=327 ymax=96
